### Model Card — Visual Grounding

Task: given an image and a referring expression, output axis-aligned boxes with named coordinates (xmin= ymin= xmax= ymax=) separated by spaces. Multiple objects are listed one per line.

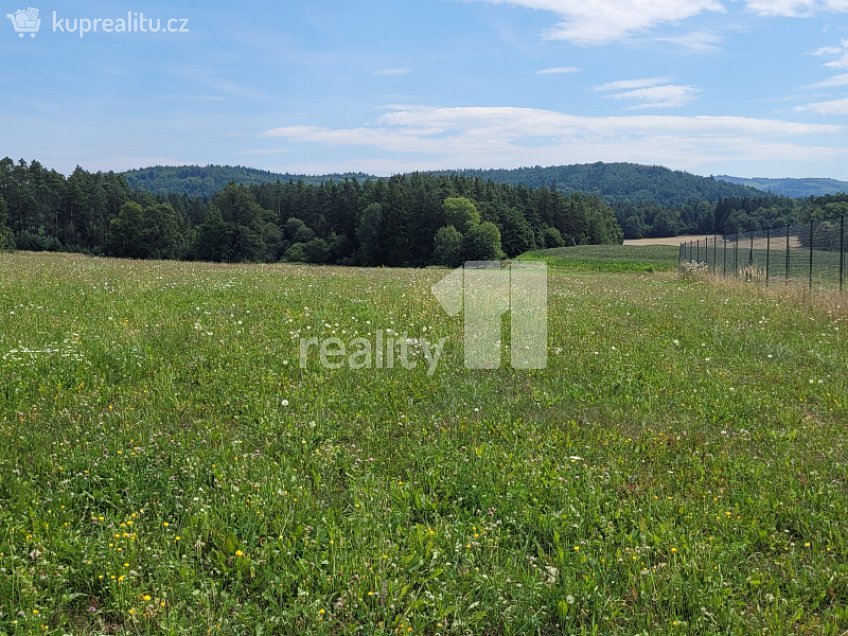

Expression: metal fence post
xmin=766 ymin=227 xmax=771 ymax=286
xmin=809 ymin=219 xmax=814 ymax=290
xmin=723 ymin=237 xmax=727 ymax=278
xmin=749 ymin=233 xmax=754 ymax=268
xmin=713 ymin=236 xmax=718 ymax=273
xmin=785 ymin=226 xmax=790 ymax=283
xmin=840 ymin=215 xmax=845 ymax=293
xmin=735 ymin=232 xmax=739 ymax=277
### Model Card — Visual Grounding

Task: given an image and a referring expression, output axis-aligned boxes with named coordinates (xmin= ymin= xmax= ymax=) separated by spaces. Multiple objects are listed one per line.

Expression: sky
xmin=4 ymin=1 xmax=848 ymax=178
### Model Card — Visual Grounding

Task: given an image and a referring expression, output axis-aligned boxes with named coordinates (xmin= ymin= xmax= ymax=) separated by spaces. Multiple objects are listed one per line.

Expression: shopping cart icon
xmin=6 ymin=7 xmax=41 ymax=38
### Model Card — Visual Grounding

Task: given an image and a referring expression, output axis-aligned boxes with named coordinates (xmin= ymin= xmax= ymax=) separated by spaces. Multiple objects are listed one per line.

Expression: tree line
xmin=120 ymin=161 xmax=810 ymax=240
xmin=0 ymin=158 xmax=623 ymax=265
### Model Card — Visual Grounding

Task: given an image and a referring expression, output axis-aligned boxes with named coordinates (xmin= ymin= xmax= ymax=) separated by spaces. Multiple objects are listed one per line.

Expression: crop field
xmin=1 ymin=252 xmax=848 ymax=635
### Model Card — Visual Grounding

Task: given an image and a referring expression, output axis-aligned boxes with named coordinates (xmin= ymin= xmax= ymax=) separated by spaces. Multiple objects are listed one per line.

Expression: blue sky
xmin=4 ymin=0 xmax=848 ymax=178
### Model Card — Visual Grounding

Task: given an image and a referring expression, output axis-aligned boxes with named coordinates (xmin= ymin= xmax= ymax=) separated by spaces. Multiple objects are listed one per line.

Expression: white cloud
xmin=375 ymin=68 xmax=411 ymax=76
xmin=656 ymin=31 xmax=723 ymax=52
xmin=746 ymin=0 xmax=848 ymax=16
xmin=813 ymin=45 xmax=844 ymax=56
xmin=595 ymin=77 xmax=672 ymax=91
xmin=810 ymin=38 xmax=848 ymax=68
xmin=806 ymin=72 xmax=848 ymax=88
xmin=262 ymin=105 xmax=843 ymax=175
xmin=535 ymin=66 xmax=581 ymax=75
xmin=608 ymin=85 xmax=700 ymax=109
xmin=594 ymin=77 xmax=697 ymax=109
xmin=797 ymin=97 xmax=848 ymax=113
xmin=472 ymin=0 xmax=725 ymax=45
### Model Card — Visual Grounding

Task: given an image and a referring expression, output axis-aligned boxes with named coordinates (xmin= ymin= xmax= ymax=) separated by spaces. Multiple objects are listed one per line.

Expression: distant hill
xmin=430 ymin=163 xmax=763 ymax=208
xmin=123 ymin=165 xmax=372 ymax=197
xmin=124 ymin=162 xmax=762 ymax=206
xmin=715 ymin=175 xmax=848 ymax=198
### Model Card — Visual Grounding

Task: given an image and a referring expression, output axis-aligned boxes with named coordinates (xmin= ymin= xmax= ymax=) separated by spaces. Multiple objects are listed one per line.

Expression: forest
xmin=4 ymin=158 xmax=847 ymax=264
xmin=0 ymin=158 xmax=622 ymax=266
xmin=123 ymin=161 xmax=835 ymax=239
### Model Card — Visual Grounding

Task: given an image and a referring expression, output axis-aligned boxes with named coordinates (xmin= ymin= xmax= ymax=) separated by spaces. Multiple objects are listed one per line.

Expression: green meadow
xmin=0 ymin=251 xmax=847 ymax=635
xmin=518 ymin=245 xmax=680 ymax=273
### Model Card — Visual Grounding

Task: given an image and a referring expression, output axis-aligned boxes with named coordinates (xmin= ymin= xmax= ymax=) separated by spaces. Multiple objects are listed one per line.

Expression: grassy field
xmin=518 ymin=245 xmax=680 ymax=272
xmin=1 ymin=252 xmax=847 ymax=634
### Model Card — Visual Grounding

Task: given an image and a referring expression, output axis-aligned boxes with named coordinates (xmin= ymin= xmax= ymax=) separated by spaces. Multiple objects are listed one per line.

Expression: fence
xmin=678 ymin=216 xmax=848 ymax=291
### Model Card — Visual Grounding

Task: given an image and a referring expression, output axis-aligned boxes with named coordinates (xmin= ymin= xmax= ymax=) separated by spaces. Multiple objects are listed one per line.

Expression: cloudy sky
xmin=4 ymin=0 xmax=848 ymax=178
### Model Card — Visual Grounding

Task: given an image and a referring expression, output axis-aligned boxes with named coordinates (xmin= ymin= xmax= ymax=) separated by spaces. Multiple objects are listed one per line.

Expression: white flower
xmin=281 ymin=399 xmax=290 ymax=407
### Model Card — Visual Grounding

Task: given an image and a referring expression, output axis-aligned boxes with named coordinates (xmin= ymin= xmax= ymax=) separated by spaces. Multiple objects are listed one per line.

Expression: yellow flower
xmin=670 ymin=547 xmax=678 ymax=554
xmin=143 ymin=595 xmax=152 ymax=602
xmin=235 ymin=549 xmax=245 ymax=557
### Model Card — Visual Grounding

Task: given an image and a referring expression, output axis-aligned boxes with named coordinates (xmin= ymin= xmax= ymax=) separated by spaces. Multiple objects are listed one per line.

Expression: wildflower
xmin=235 ymin=549 xmax=245 ymax=557
xmin=671 ymin=547 xmax=678 ymax=554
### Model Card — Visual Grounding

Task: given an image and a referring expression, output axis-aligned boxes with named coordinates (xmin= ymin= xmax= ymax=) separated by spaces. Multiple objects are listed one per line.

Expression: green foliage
xmin=123 ymin=164 xmax=371 ymax=197
xmin=442 ymin=197 xmax=481 ymax=233
xmin=498 ymin=206 xmax=537 ymax=257
xmin=106 ymin=202 xmax=186 ymax=260
xmin=434 ymin=162 xmax=762 ymax=208
xmin=0 ymin=157 xmax=679 ymax=266
xmin=191 ymin=207 xmax=230 ymax=262
xmin=541 ymin=225 xmax=565 ymax=249
xmin=355 ymin=203 xmax=385 ymax=266
xmin=283 ymin=217 xmax=315 ymax=244
xmin=462 ymin=222 xmax=504 ymax=261
xmin=432 ymin=225 xmax=463 ymax=267
xmin=285 ymin=238 xmax=331 ymax=264
xmin=0 ymin=195 xmax=11 ymax=251
xmin=716 ymin=175 xmax=848 ymax=198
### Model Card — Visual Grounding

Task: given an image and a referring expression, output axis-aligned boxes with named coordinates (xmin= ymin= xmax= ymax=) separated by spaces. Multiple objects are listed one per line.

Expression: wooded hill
xmin=0 ymin=158 xmax=622 ymax=266
xmin=122 ymin=162 xmax=784 ymax=238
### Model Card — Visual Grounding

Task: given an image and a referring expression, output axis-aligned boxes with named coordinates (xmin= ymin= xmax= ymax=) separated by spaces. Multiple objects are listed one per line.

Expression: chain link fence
xmin=679 ymin=217 xmax=848 ymax=291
